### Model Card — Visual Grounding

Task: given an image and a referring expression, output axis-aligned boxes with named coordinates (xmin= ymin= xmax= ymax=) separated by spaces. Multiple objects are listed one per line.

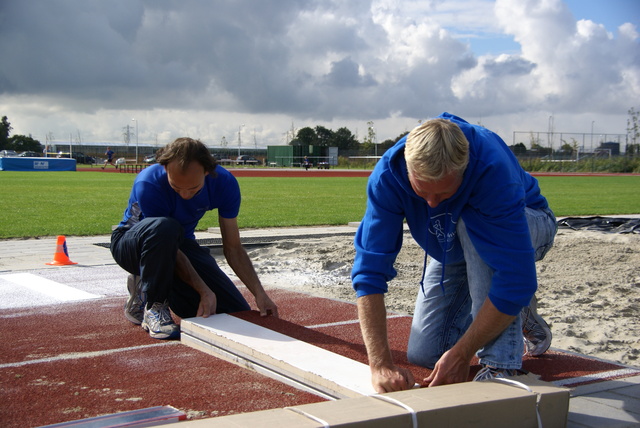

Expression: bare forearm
xmin=358 ymin=293 xmax=414 ymax=392
xmin=423 ymin=298 xmax=517 ymax=386
xmin=217 ymin=216 xmax=277 ymax=317
xmin=452 ymin=298 xmax=516 ymax=360
xmin=357 ymin=294 xmax=393 ymax=368
xmin=175 ymin=249 xmax=210 ymax=295
xmin=224 ymin=246 xmax=266 ymax=297
xmin=175 ymin=249 xmax=217 ymax=317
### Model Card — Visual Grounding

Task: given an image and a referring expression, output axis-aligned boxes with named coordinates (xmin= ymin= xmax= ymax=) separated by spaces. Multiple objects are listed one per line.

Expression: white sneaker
xmin=141 ymin=301 xmax=180 ymax=340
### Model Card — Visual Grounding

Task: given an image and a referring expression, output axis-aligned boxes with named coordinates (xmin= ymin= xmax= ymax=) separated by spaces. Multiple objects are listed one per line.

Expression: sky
xmin=1 ymin=0 xmax=639 ymax=151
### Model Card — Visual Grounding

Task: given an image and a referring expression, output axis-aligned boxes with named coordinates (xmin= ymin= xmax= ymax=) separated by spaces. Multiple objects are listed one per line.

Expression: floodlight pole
xmin=591 ymin=121 xmax=595 ymax=172
xmin=132 ymin=118 xmax=139 ymax=163
xmin=238 ymin=124 xmax=245 ymax=157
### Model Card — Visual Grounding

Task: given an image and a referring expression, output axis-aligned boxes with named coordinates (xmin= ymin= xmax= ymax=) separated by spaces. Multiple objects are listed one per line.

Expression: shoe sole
xmin=124 ymin=275 xmax=143 ymax=325
xmin=473 ymin=368 xmax=529 ymax=382
xmin=522 ymin=308 xmax=552 ymax=356
xmin=124 ymin=310 xmax=142 ymax=325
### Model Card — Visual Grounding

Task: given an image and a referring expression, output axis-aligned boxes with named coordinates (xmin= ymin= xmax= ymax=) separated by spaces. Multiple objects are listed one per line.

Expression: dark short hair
xmin=155 ymin=137 xmax=218 ymax=175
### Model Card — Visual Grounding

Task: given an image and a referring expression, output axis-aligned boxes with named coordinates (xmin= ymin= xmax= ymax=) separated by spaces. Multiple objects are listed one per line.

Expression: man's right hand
xmin=357 ymin=293 xmax=415 ymax=393
xmin=371 ymin=364 xmax=415 ymax=393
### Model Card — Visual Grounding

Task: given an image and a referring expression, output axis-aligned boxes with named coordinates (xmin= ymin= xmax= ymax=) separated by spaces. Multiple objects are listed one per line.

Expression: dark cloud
xmin=483 ymin=56 xmax=536 ymax=76
xmin=1 ymin=0 xmax=474 ymax=119
xmin=323 ymin=57 xmax=376 ymax=87
xmin=0 ymin=0 xmax=637 ymax=143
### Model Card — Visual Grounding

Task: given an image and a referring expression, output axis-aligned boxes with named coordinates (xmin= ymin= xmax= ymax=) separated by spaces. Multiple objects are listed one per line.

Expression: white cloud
xmin=452 ymin=0 xmax=639 ymax=118
xmin=0 ymin=0 xmax=637 ymax=148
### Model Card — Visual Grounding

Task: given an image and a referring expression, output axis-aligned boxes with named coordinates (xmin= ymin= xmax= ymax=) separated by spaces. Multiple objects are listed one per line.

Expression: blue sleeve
xmin=463 ymin=172 xmax=537 ymax=316
xmin=452 ymin=121 xmax=540 ymax=316
xmin=351 ymin=169 xmax=405 ymax=297
xmin=213 ymin=167 xmax=241 ymax=219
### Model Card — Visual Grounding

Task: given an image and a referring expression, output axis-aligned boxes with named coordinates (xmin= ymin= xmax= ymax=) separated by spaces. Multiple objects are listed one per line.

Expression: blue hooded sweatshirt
xmin=351 ymin=113 xmax=549 ymax=316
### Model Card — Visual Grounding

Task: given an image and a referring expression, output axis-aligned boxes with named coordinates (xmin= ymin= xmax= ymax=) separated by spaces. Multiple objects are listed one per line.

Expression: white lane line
xmin=306 ymin=314 xmax=408 ymax=329
xmin=0 ymin=273 xmax=100 ymax=301
xmin=0 ymin=342 xmax=179 ymax=369
xmin=553 ymin=368 xmax=640 ymax=387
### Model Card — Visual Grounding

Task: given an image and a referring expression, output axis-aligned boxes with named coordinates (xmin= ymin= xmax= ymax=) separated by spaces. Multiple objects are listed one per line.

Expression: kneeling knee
xmin=406 ymin=346 xmax=440 ymax=369
xmin=141 ymin=217 xmax=183 ymax=239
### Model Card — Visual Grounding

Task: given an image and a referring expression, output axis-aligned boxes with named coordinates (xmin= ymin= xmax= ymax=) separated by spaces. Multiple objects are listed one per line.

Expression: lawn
xmin=536 ymin=176 xmax=640 ymax=217
xmin=0 ymin=171 xmax=638 ymax=239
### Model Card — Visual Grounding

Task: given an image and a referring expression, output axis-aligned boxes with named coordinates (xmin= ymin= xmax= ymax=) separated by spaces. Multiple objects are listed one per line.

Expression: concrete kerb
xmin=0 ymin=225 xmax=363 ymax=274
xmin=3 ymin=215 xmax=639 ymax=273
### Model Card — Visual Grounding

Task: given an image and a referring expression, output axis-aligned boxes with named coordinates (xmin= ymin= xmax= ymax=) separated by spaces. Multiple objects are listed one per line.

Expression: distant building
xmin=597 ymin=142 xmax=620 ymax=156
xmin=267 ymin=145 xmax=337 ymax=167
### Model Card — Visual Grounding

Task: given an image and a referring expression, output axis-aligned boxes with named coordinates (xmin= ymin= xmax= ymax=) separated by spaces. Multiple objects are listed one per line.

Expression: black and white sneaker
xmin=142 ymin=301 xmax=180 ymax=340
xmin=473 ymin=365 xmax=524 ymax=381
xmin=521 ymin=295 xmax=552 ymax=356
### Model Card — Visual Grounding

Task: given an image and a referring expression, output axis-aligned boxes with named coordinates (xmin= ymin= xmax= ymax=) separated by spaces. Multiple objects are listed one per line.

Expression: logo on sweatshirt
xmin=430 ymin=213 xmax=457 ymax=252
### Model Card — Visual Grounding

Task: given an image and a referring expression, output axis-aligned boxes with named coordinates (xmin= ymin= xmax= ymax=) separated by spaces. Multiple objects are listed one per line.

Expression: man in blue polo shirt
xmin=111 ymin=137 xmax=278 ymax=339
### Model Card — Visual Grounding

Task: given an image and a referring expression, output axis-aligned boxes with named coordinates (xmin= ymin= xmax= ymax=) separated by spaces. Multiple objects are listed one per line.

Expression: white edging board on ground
xmin=180 ymin=314 xmax=377 ymax=399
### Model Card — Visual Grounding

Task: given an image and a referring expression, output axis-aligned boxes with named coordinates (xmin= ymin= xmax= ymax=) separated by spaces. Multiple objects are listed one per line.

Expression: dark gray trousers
xmin=111 ymin=217 xmax=250 ymax=318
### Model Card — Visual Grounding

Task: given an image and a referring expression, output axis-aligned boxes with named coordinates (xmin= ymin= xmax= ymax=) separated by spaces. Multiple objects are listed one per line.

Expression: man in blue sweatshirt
xmin=352 ymin=113 xmax=557 ymax=392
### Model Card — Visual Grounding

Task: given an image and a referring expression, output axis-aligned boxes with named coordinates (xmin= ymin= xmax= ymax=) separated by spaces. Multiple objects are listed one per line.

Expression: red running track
xmin=78 ymin=166 xmax=639 ymax=178
xmin=77 ymin=166 xmax=372 ymax=178
xmin=2 ymin=286 xmax=637 ymax=427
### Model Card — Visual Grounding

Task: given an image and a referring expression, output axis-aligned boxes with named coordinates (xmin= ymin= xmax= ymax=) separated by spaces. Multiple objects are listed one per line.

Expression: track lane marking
xmin=0 ymin=342 xmax=179 ymax=369
xmin=0 ymin=273 xmax=100 ymax=301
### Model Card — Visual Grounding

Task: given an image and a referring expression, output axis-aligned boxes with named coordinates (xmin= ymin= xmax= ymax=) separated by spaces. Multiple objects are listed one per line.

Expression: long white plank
xmin=181 ymin=314 xmax=377 ymax=399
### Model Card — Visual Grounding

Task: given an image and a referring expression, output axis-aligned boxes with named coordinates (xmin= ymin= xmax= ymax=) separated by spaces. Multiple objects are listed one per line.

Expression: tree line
xmin=4 ymin=107 xmax=638 ymax=159
xmin=288 ymin=123 xmax=408 ymax=155
xmin=0 ymin=116 xmax=42 ymax=153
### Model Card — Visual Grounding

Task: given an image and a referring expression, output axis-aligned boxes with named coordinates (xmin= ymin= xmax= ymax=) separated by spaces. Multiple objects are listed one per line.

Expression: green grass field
xmin=537 ymin=176 xmax=640 ymax=216
xmin=0 ymin=171 xmax=638 ymax=239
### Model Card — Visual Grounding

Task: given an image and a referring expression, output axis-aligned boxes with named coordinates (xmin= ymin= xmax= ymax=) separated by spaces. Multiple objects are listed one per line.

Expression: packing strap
xmin=284 ymin=406 xmax=330 ymax=427
xmin=371 ymin=394 xmax=418 ymax=428
xmin=491 ymin=378 xmax=543 ymax=428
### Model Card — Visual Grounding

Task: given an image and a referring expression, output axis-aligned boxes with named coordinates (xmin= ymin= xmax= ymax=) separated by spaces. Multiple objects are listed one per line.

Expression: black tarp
xmin=557 ymin=216 xmax=640 ymax=234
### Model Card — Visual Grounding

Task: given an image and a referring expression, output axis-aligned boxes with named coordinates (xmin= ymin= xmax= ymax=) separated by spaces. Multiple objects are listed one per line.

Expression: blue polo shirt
xmin=118 ymin=163 xmax=241 ymax=239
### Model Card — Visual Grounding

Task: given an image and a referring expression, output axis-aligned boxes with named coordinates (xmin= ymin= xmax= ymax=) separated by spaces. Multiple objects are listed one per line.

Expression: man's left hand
xmin=256 ymin=293 xmax=279 ymax=317
xmin=423 ymin=298 xmax=518 ymax=386
xmin=422 ymin=348 xmax=471 ymax=387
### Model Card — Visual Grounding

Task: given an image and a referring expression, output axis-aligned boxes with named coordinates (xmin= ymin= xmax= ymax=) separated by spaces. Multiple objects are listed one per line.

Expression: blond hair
xmin=405 ymin=118 xmax=469 ymax=181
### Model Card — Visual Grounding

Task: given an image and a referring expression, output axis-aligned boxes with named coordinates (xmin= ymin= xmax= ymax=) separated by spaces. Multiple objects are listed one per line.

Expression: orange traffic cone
xmin=46 ymin=235 xmax=78 ymax=266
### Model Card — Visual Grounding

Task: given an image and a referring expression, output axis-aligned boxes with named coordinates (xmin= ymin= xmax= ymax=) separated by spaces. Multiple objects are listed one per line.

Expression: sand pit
xmin=236 ymin=227 xmax=640 ymax=367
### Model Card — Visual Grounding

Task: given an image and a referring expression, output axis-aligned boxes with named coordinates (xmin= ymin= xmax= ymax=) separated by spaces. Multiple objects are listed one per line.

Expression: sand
xmin=241 ymin=228 xmax=640 ymax=367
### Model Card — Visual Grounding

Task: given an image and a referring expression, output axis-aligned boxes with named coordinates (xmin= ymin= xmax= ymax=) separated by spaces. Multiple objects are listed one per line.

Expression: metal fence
xmin=512 ymin=131 xmax=630 ymax=156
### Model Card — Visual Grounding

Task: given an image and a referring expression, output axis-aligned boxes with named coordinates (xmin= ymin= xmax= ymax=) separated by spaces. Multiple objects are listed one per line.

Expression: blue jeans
xmin=111 ymin=217 xmax=250 ymax=318
xmin=407 ymin=207 xmax=556 ymax=369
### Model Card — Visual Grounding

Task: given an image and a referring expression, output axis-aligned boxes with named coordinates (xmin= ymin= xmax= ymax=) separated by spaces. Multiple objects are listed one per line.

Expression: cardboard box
xmin=514 ymin=373 xmax=571 ymax=428
xmin=164 ymin=377 xmax=569 ymax=427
